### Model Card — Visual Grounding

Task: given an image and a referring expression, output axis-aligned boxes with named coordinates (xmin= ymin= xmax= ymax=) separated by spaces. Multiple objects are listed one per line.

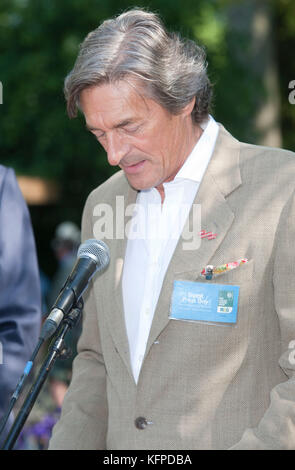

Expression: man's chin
xmin=124 ymin=173 xmax=155 ymax=192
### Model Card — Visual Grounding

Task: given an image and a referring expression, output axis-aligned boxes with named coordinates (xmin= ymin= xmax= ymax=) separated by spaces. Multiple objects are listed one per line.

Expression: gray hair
xmin=64 ymin=8 xmax=213 ymax=124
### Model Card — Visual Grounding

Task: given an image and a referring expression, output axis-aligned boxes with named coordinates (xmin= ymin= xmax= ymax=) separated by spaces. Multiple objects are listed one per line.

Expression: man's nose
xmin=106 ymin=133 xmax=129 ymax=166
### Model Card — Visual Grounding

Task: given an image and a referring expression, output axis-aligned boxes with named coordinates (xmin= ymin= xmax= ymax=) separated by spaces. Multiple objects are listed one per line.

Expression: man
xmin=49 ymin=9 xmax=295 ymax=449
xmin=0 ymin=165 xmax=41 ymax=440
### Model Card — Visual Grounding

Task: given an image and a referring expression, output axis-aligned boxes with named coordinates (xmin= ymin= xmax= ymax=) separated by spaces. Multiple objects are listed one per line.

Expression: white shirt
xmin=122 ymin=115 xmax=219 ymax=383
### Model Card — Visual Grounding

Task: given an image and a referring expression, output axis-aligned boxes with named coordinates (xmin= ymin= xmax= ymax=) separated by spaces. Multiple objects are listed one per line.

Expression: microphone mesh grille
xmin=78 ymin=239 xmax=110 ymax=272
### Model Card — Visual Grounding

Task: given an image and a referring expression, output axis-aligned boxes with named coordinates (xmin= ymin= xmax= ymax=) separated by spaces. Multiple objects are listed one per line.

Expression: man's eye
xmin=122 ymin=125 xmax=140 ymax=134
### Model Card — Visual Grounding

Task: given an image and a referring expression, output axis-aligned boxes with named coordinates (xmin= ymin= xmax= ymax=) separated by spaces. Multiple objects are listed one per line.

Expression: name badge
xmin=170 ymin=280 xmax=240 ymax=325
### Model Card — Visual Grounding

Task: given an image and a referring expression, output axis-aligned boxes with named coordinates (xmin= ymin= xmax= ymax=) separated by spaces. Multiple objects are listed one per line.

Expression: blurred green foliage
xmin=0 ymin=0 xmax=294 ymax=276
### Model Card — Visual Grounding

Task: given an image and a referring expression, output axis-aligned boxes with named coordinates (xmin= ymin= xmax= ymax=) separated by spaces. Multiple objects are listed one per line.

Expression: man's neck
xmin=156 ymin=122 xmax=203 ymax=204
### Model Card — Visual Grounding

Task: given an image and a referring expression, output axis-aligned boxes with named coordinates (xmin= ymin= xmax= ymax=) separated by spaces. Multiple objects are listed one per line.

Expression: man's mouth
xmin=122 ymin=160 xmax=146 ymax=175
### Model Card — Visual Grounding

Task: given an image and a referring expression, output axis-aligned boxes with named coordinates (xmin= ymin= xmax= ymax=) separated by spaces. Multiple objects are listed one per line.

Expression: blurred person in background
xmin=0 ymin=164 xmax=41 ymax=441
xmin=47 ymin=221 xmax=81 ymax=409
xmin=13 ymin=222 xmax=81 ymax=450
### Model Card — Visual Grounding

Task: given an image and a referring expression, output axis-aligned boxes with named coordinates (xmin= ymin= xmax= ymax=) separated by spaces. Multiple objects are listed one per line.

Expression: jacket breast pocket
xmin=173 ymin=259 xmax=254 ymax=329
xmin=174 ymin=258 xmax=254 ymax=285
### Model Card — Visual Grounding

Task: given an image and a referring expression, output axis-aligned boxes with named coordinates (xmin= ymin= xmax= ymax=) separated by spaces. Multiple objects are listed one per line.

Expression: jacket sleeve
xmin=0 ymin=167 xmax=41 ymax=422
xmin=48 ymin=193 xmax=108 ymax=450
xmin=230 ymin=189 xmax=295 ymax=449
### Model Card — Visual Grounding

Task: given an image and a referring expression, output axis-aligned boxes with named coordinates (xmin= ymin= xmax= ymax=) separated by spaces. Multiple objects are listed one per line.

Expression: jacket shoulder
xmin=81 ymin=170 xmax=130 ymax=241
xmin=240 ymin=141 xmax=295 ymax=169
xmin=86 ymin=170 xmax=128 ymax=207
xmin=0 ymin=165 xmax=11 ymax=190
xmin=238 ymin=140 xmax=295 ymax=189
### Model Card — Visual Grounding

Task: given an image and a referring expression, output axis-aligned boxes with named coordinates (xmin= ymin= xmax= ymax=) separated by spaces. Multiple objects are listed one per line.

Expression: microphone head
xmin=78 ymin=239 xmax=110 ymax=272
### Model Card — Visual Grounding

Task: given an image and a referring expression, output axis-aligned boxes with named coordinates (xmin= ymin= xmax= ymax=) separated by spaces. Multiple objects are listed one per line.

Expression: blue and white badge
xmin=170 ymin=280 xmax=240 ymax=325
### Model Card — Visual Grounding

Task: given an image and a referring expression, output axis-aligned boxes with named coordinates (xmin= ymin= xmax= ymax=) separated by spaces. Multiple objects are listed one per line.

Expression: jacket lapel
xmin=106 ymin=183 xmax=138 ymax=379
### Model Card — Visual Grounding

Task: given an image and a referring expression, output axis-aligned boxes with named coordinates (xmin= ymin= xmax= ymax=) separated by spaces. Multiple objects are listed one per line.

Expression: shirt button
xmin=135 ymin=417 xmax=148 ymax=430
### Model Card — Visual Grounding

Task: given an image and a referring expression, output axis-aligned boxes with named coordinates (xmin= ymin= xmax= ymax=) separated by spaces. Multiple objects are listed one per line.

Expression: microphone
xmin=41 ymin=238 xmax=110 ymax=340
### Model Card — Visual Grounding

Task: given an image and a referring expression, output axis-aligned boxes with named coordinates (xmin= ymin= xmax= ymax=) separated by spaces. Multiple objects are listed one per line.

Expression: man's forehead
xmin=80 ymin=80 xmax=151 ymax=118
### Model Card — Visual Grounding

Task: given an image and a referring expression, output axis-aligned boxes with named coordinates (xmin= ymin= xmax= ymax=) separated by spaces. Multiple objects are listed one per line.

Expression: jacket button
xmin=135 ymin=416 xmax=148 ymax=430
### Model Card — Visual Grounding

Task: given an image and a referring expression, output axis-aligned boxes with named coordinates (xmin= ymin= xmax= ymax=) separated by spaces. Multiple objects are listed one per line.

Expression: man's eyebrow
xmin=114 ymin=119 xmax=136 ymax=128
xmin=85 ymin=124 xmax=102 ymax=132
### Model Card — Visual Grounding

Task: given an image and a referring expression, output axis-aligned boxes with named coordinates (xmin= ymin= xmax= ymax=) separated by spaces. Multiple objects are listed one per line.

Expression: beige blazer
xmin=49 ymin=124 xmax=295 ymax=450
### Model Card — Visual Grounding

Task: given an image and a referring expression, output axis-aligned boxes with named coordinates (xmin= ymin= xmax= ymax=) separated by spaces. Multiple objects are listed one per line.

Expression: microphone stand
xmin=1 ymin=300 xmax=83 ymax=450
xmin=0 ymin=337 xmax=44 ymax=440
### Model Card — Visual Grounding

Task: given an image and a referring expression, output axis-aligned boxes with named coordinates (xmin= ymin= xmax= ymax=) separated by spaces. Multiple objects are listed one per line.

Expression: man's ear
xmin=181 ymin=97 xmax=196 ymax=118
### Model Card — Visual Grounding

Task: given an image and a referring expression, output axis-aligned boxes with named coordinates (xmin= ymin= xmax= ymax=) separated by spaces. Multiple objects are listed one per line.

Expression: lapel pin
xmin=199 ymin=230 xmax=217 ymax=240
xmin=201 ymin=258 xmax=249 ymax=279
xmin=205 ymin=265 xmax=214 ymax=280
